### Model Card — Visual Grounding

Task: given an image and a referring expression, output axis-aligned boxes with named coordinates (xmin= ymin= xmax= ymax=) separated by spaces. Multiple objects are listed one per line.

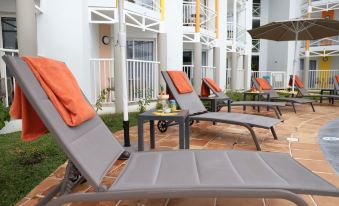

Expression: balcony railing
xmin=127 ymin=0 xmax=161 ymax=12
xmin=251 ymin=71 xmax=287 ymax=89
xmin=308 ymin=69 xmax=339 ymax=89
xmin=90 ymin=58 xmax=159 ymax=104
xmin=253 ymin=3 xmax=260 ymax=17
xmin=302 ymin=36 xmax=339 ymax=48
xmin=252 ymin=39 xmax=260 ymax=53
xmin=226 ymin=22 xmax=247 ymax=44
xmin=182 ymin=65 xmax=215 ymax=82
xmin=183 ymin=0 xmax=216 ymax=32
xmin=0 ymin=48 xmax=19 ymax=107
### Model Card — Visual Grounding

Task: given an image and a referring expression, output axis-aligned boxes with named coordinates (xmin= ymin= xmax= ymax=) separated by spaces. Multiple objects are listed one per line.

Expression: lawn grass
xmin=0 ymin=112 xmax=139 ymax=206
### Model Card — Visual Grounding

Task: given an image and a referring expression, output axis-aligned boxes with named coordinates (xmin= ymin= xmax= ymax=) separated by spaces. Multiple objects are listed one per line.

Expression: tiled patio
xmin=17 ymin=101 xmax=339 ymax=206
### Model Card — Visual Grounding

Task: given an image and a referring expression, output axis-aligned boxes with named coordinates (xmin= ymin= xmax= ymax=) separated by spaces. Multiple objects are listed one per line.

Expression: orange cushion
xmin=336 ymin=75 xmax=339 ymax=83
xmin=256 ymin=78 xmax=271 ymax=90
xmin=167 ymin=71 xmax=193 ymax=94
xmin=289 ymin=75 xmax=304 ymax=88
xmin=204 ymin=77 xmax=222 ymax=92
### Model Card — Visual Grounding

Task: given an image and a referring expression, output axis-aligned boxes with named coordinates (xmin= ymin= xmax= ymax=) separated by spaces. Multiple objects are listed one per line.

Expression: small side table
xmin=320 ymin=88 xmax=335 ymax=104
xmin=200 ymin=96 xmax=232 ymax=112
xmin=138 ymin=109 xmax=190 ymax=151
xmin=243 ymin=91 xmax=270 ymax=112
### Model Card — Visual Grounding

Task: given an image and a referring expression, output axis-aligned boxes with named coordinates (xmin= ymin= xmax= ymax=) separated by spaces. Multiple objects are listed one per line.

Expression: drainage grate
xmin=322 ymin=137 xmax=339 ymax=141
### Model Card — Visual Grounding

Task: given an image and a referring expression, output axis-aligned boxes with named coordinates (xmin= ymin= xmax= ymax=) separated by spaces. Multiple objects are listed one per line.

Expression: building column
xmin=243 ymin=54 xmax=250 ymax=90
xmin=230 ymin=52 xmax=238 ymax=90
xmin=193 ymin=42 xmax=202 ymax=93
xmin=16 ymin=0 xmax=37 ymax=56
xmin=158 ymin=33 xmax=167 ymax=90
xmin=113 ymin=23 xmax=125 ymax=113
xmin=213 ymin=46 xmax=221 ymax=85
xmin=303 ymin=55 xmax=310 ymax=90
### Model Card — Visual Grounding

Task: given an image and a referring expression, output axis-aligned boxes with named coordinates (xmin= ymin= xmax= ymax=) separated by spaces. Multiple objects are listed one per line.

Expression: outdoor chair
xmin=162 ymin=71 xmax=282 ymax=151
xmin=252 ymin=77 xmax=315 ymax=113
xmin=290 ymin=75 xmax=339 ymax=104
xmin=3 ymin=55 xmax=339 ymax=206
xmin=334 ymin=75 xmax=339 ymax=94
xmin=201 ymin=78 xmax=286 ymax=119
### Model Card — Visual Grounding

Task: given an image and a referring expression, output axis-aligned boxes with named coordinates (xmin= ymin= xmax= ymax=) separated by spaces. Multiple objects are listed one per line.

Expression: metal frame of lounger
xmin=202 ymin=78 xmax=286 ymax=119
xmin=290 ymin=75 xmax=339 ymax=103
xmin=252 ymin=77 xmax=315 ymax=113
xmin=162 ymin=71 xmax=282 ymax=151
xmin=334 ymin=76 xmax=339 ymax=95
xmin=4 ymin=56 xmax=339 ymax=206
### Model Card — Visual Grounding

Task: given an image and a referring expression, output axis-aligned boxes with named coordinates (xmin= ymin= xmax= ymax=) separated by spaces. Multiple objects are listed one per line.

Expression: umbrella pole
xmin=118 ymin=0 xmax=130 ymax=147
xmin=292 ymin=32 xmax=299 ymax=95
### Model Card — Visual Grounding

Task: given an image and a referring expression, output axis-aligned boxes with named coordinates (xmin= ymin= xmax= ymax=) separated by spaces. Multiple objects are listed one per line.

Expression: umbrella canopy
xmin=248 ymin=18 xmax=339 ymax=41
xmin=248 ymin=18 xmax=339 ymax=93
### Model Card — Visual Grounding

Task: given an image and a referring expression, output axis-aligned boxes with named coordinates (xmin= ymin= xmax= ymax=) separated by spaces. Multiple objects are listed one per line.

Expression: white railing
xmin=182 ymin=0 xmax=216 ymax=31
xmin=252 ymin=39 xmax=260 ymax=53
xmin=90 ymin=58 xmax=115 ymax=104
xmin=308 ymin=70 xmax=339 ymax=89
xmin=90 ymin=58 xmax=159 ymax=104
xmin=253 ymin=3 xmax=260 ymax=17
xmin=0 ymin=48 xmax=19 ymax=107
xmin=126 ymin=59 xmax=159 ymax=102
xmin=183 ymin=65 xmax=215 ymax=81
xmin=251 ymin=71 xmax=287 ymax=89
xmin=302 ymin=36 xmax=339 ymax=47
xmin=128 ymin=0 xmax=161 ymax=11
xmin=226 ymin=22 xmax=246 ymax=44
xmin=225 ymin=68 xmax=245 ymax=90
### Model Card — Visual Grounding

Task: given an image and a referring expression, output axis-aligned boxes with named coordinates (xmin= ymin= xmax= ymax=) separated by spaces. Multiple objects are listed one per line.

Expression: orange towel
xmin=10 ymin=56 xmax=96 ymax=141
xmin=256 ymin=78 xmax=271 ymax=90
xmin=289 ymin=75 xmax=304 ymax=88
xmin=336 ymin=75 xmax=339 ymax=83
xmin=167 ymin=71 xmax=193 ymax=94
xmin=201 ymin=77 xmax=222 ymax=97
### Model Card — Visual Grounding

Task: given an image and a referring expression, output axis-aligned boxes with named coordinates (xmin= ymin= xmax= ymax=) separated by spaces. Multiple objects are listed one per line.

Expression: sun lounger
xmin=290 ymin=75 xmax=339 ymax=104
xmin=202 ymin=78 xmax=286 ymax=119
xmin=163 ymin=71 xmax=282 ymax=151
xmin=334 ymin=75 xmax=339 ymax=94
xmin=252 ymin=77 xmax=315 ymax=113
xmin=3 ymin=55 xmax=339 ymax=206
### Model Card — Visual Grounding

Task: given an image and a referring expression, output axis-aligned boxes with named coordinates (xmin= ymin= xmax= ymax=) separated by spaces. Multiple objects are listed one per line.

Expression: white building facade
xmin=0 ymin=0 xmax=252 ymax=111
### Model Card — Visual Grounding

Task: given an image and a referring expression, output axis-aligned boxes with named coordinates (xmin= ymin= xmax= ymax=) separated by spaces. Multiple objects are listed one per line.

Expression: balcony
xmin=226 ymin=22 xmax=247 ymax=50
xmin=252 ymin=39 xmax=260 ymax=54
xmin=182 ymin=0 xmax=216 ymax=45
xmin=301 ymin=0 xmax=339 ymax=16
xmin=300 ymin=36 xmax=339 ymax=57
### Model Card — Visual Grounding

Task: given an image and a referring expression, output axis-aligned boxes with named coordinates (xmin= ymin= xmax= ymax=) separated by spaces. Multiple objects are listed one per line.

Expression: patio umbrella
xmin=248 ymin=18 xmax=339 ymax=93
xmin=117 ymin=0 xmax=130 ymax=148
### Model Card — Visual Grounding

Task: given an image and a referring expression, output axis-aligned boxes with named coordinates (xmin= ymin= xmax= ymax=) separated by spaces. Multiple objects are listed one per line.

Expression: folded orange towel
xmin=167 ymin=71 xmax=193 ymax=94
xmin=336 ymin=75 xmax=339 ymax=83
xmin=10 ymin=56 xmax=96 ymax=141
xmin=256 ymin=78 xmax=271 ymax=90
xmin=201 ymin=77 xmax=222 ymax=97
xmin=289 ymin=75 xmax=304 ymax=89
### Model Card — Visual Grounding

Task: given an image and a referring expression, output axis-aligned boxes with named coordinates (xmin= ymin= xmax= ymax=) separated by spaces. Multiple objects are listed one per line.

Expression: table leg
xmin=227 ymin=99 xmax=232 ymax=112
xmin=185 ymin=117 xmax=190 ymax=149
xmin=258 ymin=95 xmax=261 ymax=112
xmin=266 ymin=94 xmax=270 ymax=111
xmin=243 ymin=94 xmax=246 ymax=111
xmin=150 ymin=120 xmax=155 ymax=149
xmin=179 ymin=119 xmax=185 ymax=149
xmin=320 ymin=90 xmax=323 ymax=103
xmin=138 ymin=118 xmax=144 ymax=151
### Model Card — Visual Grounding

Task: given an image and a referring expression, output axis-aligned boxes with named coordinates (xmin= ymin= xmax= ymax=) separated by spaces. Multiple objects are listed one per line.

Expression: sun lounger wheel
xmin=157 ymin=120 xmax=168 ymax=133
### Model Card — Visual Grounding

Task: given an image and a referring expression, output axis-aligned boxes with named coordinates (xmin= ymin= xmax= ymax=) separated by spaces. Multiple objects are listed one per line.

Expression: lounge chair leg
xmin=243 ymin=124 xmax=261 ymax=151
xmin=276 ymin=106 xmax=282 ymax=116
xmin=292 ymin=103 xmax=297 ymax=113
xmin=272 ymin=107 xmax=281 ymax=119
xmin=271 ymin=127 xmax=278 ymax=140
xmin=310 ymin=102 xmax=315 ymax=112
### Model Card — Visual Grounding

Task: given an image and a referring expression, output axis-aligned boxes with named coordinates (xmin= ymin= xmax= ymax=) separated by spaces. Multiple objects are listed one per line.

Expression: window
xmin=202 ymin=51 xmax=207 ymax=66
xmin=1 ymin=17 xmax=17 ymax=49
xmin=126 ymin=40 xmax=154 ymax=61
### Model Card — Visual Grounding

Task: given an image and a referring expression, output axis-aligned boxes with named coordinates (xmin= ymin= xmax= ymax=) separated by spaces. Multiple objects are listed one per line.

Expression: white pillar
xmin=231 ymin=52 xmax=238 ymax=90
xmin=232 ymin=0 xmax=237 ymax=52
xmin=193 ymin=42 xmax=202 ymax=93
xmin=16 ymin=0 xmax=37 ymax=56
xmin=158 ymin=33 xmax=167 ymax=89
xmin=303 ymin=55 xmax=310 ymax=90
xmin=213 ymin=46 xmax=221 ymax=84
xmin=243 ymin=54 xmax=250 ymax=90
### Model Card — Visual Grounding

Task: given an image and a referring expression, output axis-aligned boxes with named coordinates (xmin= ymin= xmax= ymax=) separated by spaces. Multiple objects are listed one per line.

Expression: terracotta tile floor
xmin=17 ymin=102 xmax=339 ymax=206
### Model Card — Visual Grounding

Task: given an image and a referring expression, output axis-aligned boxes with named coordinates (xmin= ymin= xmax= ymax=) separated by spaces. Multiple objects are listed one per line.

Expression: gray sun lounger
xmin=252 ymin=77 xmax=315 ymax=113
xmin=290 ymin=75 xmax=339 ymax=103
xmin=3 ymin=56 xmax=339 ymax=206
xmin=163 ymin=71 xmax=282 ymax=151
xmin=202 ymin=78 xmax=286 ymax=119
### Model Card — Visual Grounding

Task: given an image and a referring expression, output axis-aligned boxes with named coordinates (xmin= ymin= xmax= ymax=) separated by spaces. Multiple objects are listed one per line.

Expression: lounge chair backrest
xmin=251 ymin=77 xmax=280 ymax=98
xmin=2 ymin=56 xmax=124 ymax=190
xmin=334 ymin=76 xmax=339 ymax=94
xmin=289 ymin=75 xmax=308 ymax=96
xmin=202 ymin=78 xmax=228 ymax=98
xmin=162 ymin=71 xmax=207 ymax=115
